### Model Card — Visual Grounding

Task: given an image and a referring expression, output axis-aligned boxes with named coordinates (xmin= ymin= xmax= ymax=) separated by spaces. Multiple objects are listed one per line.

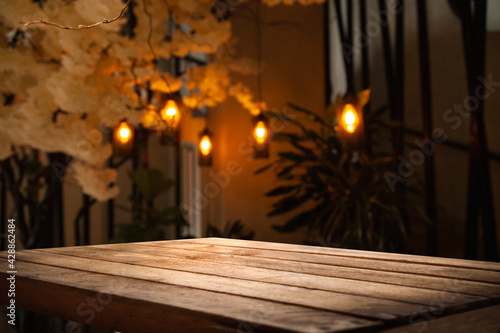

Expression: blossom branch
xmin=22 ymin=0 xmax=132 ymax=30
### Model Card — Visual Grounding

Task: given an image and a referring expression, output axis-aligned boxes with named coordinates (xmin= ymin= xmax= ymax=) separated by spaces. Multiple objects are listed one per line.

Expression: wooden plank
xmin=97 ymin=243 xmax=500 ymax=298
xmin=3 ymin=250 xmax=438 ymax=322
xmin=113 ymin=243 xmax=500 ymax=299
xmin=0 ymin=259 xmax=380 ymax=333
xmin=39 ymin=245 xmax=488 ymax=308
xmin=380 ymin=304 xmax=500 ymax=333
xmin=145 ymin=240 xmax=500 ymax=284
xmin=189 ymin=238 xmax=500 ymax=272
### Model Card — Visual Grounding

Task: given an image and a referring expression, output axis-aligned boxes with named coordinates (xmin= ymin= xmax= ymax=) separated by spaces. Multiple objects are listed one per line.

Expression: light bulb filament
xmin=116 ymin=122 xmax=132 ymax=144
xmin=254 ymin=121 xmax=268 ymax=144
xmin=199 ymin=135 xmax=212 ymax=156
xmin=161 ymin=100 xmax=181 ymax=128
xmin=341 ymin=104 xmax=358 ymax=134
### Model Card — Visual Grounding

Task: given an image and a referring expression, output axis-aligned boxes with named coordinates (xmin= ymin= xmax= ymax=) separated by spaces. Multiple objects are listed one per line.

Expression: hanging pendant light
xmin=340 ymin=103 xmax=359 ymax=134
xmin=198 ymin=127 xmax=213 ymax=166
xmin=253 ymin=112 xmax=269 ymax=158
xmin=158 ymin=96 xmax=181 ymax=146
xmin=160 ymin=99 xmax=181 ymax=130
xmin=113 ymin=121 xmax=134 ymax=156
xmin=335 ymin=90 xmax=369 ymax=154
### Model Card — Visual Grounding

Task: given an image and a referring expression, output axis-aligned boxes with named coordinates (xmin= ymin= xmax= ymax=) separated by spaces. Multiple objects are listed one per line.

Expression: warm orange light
xmin=116 ymin=121 xmax=133 ymax=144
xmin=160 ymin=99 xmax=181 ymax=129
xmin=341 ymin=104 xmax=359 ymax=134
xmin=253 ymin=121 xmax=268 ymax=145
xmin=199 ymin=135 xmax=212 ymax=156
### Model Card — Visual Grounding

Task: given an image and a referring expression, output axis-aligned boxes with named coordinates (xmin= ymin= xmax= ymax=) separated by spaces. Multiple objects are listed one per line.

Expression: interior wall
xmin=204 ymin=2 xmax=325 ymax=243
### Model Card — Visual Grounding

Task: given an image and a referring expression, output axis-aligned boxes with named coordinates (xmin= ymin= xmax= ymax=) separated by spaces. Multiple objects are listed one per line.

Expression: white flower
xmin=72 ymin=162 xmax=119 ymax=201
xmin=183 ymin=63 xmax=230 ymax=108
xmin=99 ymin=92 xmax=133 ymax=128
xmin=227 ymin=57 xmax=259 ymax=75
xmin=74 ymin=0 xmax=124 ymax=32
xmin=0 ymin=0 xmax=39 ymax=27
xmin=229 ymin=83 xmax=267 ymax=116
xmin=46 ymin=69 xmax=100 ymax=114
xmin=0 ymin=0 xmax=327 ymax=200
xmin=17 ymin=85 xmax=58 ymax=126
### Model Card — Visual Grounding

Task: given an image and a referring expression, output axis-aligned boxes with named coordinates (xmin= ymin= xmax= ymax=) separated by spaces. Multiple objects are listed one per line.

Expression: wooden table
xmin=1 ymin=238 xmax=500 ymax=332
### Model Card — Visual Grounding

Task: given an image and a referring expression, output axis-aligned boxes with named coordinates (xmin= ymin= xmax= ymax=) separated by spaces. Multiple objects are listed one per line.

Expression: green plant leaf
xmin=272 ymin=132 xmax=301 ymax=142
xmin=272 ymin=210 xmax=311 ymax=232
xmin=130 ymin=168 xmax=174 ymax=202
xmin=277 ymin=165 xmax=295 ymax=177
xmin=254 ymin=163 xmax=274 ymax=175
xmin=286 ymin=103 xmax=326 ymax=125
xmin=278 ymin=152 xmax=307 ymax=162
xmin=256 ymin=93 xmax=425 ymax=252
xmin=265 ymin=185 xmax=300 ymax=197
xmin=267 ymin=194 xmax=308 ymax=216
xmin=206 ymin=224 xmax=223 ymax=237
xmin=206 ymin=220 xmax=255 ymax=240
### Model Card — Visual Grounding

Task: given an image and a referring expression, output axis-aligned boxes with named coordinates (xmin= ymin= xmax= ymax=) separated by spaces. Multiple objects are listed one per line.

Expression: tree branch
xmin=22 ymin=0 xmax=132 ymax=30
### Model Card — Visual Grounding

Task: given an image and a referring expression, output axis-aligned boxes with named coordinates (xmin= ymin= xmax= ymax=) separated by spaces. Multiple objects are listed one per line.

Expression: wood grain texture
xmin=0 ymin=259 xmax=378 ymax=333
xmin=146 ymin=240 xmax=500 ymax=284
xmin=380 ymin=304 xmax=500 ymax=333
xmin=41 ymin=243 xmax=489 ymax=309
xmin=1 ymin=237 xmax=499 ymax=333
xmin=116 ymin=243 xmax=500 ymax=299
xmin=192 ymin=238 xmax=500 ymax=272
xmin=2 ymin=250 xmax=428 ymax=321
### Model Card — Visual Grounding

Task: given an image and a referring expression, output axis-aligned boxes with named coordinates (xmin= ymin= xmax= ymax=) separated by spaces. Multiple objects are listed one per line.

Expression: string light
xmin=160 ymin=99 xmax=181 ymax=130
xmin=253 ymin=120 xmax=268 ymax=145
xmin=116 ymin=121 xmax=133 ymax=143
xmin=341 ymin=104 xmax=359 ymax=134
xmin=113 ymin=121 xmax=134 ymax=156
xmin=335 ymin=90 xmax=370 ymax=154
xmin=199 ymin=135 xmax=212 ymax=156
xmin=198 ymin=127 xmax=213 ymax=166
xmin=253 ymin=113 xmax=269 ymax=158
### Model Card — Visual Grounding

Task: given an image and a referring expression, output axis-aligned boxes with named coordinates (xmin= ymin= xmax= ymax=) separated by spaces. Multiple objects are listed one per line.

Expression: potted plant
xmin=257 ymin=95 xmax=429 ymax=252
xmin=113 ymin=168 xmax=187 ymax=243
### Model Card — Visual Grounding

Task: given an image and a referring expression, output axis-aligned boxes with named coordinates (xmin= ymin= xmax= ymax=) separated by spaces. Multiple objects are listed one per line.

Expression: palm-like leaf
xmin=258 ymin=102 xmax=426 ymax=252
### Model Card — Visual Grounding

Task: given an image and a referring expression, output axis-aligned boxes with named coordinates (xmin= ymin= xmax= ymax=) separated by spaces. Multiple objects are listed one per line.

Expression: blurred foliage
xmin=0 ymin=151 xmax=68 ymax=249
xmin=206 ymin=220 xmax=255 ymax=240
xmin=256 ymin=103 xmax=429 ymax=252
xmin=112 ymin=168 xmax=187 ymax=243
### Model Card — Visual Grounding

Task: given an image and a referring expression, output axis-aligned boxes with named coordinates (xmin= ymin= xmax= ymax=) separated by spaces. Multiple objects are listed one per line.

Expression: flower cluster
xmin=0 ymin=0 xmax=319 ymax=201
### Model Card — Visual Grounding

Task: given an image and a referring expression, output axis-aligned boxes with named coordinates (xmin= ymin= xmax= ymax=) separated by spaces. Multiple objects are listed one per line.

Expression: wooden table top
xmin=1 ymin=238 xmax=500 ymax=332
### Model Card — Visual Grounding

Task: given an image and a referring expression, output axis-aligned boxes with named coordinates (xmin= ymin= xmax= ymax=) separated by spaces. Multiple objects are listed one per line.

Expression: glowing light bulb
xmin=161 ymin=100 xmax=180 ymax=129
xmin=254 ymin=121 xmax=268 ymax=145
xmin=344 ymin=111 xmax=355 ymax=125
xmin=116 ymin=122 xmax=132 ymax=144
xmin=119 ymin=128 xmax=129 ymax=138
xmin=199 ymin=135 xmax=212 ymax=156
xmin=341 ymin=104 xmax=358 ymax=134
